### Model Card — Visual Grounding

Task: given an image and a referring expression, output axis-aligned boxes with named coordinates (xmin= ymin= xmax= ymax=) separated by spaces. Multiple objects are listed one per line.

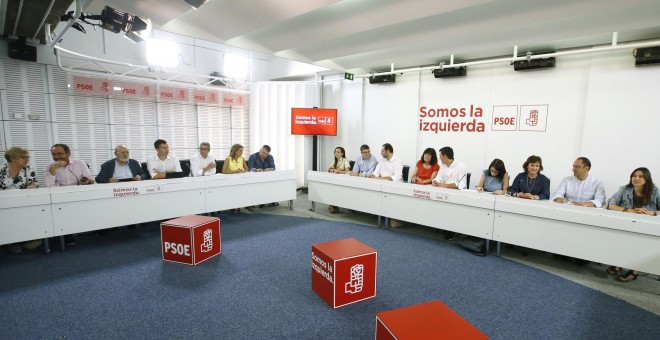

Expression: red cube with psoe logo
xmin=311 ymin=238 xmax=377 ymax=308
xmin=375 ymin=300 xmax=488 ymax=340
xmin=161 ymin=215 xmax=221 ymax=265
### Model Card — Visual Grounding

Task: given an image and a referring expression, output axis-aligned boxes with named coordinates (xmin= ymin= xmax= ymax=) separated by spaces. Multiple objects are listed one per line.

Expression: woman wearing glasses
xmin=475 ymin=158 xmax=509 ymax=195
xmin=1 ymin=147 xmax=38 ymax=190
xmin=1 ymin=147 xmax=42 ymax=253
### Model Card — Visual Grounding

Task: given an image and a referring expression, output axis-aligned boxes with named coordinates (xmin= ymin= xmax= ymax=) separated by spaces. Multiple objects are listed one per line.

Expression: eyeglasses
xmin=20 ymin=156 xmax=30 ymax=160
xmin=200 ymin=148 xmax=209 ymax=150
xmin=489 ymin=168 xmax=499 ymax=174
xmin=51 ymin=152 xmax=66 ymax=156
xmin=361 ymin=151 xmax=370 ymax=154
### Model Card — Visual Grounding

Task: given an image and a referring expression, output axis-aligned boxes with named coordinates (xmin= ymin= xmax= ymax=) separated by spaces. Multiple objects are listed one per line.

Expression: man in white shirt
xmin=432 ymin=146 xmax=467 ymax=189
xmin=369 ymin=143 xmax=403 ymax=182
xmin=146 ymin=139 xmax=182 ymax=180
xmin=552 ymin=157 xmax=606 ymax=207
xmin=190 ymin=142 xmax=216 ymax=177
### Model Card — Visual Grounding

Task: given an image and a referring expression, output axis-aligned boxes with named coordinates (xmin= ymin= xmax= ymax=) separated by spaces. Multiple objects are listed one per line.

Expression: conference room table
xmin=0 ymin=170 xmax=297 ymax=252
xmin=307 ymin=171 xmax=660 ymax=276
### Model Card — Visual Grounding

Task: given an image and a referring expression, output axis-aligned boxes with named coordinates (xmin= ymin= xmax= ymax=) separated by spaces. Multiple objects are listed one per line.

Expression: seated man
xmin=369 ymin=143 xmax=403 ymax=182
xmin=248 ymin=145 xmax=276 ymax=172
xmin=247 ymin=145 xmax=278 ymax=207
xmin=146 ymin=139 xmax=182 ymax=180
xmin=44 ymin=143 xmax=94 ymax=245
xmin=432 ymin=146 xmax=467 ymax=240
xmin=190 ymin=142 xmax=216 ymax=177
xmin=369 ymin=143 xmax=404 ymax=227
xmin=96 ymin=145 xmax=144 ymax=183
xmin=552 ymin=157 xmax=606 ymax=207
xmin=350 ymin=144 xmax=378 ymax=177
xmin=432 ymin=146 xmax=467 ymax=189
xmin=44 ymin=143 xmax=95 ymax=187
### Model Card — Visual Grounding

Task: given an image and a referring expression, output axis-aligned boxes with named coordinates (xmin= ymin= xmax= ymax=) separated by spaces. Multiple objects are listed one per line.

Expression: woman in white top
xmin=328 ymin=147 xmax=351 ymax=213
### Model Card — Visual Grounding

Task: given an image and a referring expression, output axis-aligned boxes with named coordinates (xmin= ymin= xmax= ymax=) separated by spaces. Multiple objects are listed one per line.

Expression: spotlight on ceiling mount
xmin=60 ymin=6 xmax=151 ymax=43
xmin=513 ymin=51 xmax=555 ymax=71
xmin=125 ymin=16 xmax=152 ymax=43
xmin=185 ymin=0 xmax=210 ymax=9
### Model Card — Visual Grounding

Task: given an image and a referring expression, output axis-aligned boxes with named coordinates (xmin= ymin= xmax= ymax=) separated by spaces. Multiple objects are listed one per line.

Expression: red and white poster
xmin=139 ymin=84 xmax=155 ymax=98
xmin=73 ymin=76 xmax=97 ymax=94
xmin=193 ymin=89 xmax=207 ymax=103
xmin=119 ymin=81 xmax=140 ymax=98
xmin=96 ymin=79 xmax=112 ymax=95
xmin=207 ymin=91 xmax=219 ymax=105
xmin=222 ymin=93 xmax=246 ymax=107
xmin=159 ymin=86 xmax=176 ymax=101
xmin=176 ymin=88 xmax=189 ymax=102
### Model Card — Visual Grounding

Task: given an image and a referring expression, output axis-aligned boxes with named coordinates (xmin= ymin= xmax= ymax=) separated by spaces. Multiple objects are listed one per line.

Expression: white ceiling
xmin=79 ymin=0 xmax=660 ymax=74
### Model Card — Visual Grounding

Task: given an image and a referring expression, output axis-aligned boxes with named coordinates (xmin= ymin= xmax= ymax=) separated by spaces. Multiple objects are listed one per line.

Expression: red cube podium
xmin=161 ymin=215 xmax=221 ymax=265
xmin=375 ymin=300 xmax=488 ymax=340
xmin=311 ymin=238 xmax=377 ymax=308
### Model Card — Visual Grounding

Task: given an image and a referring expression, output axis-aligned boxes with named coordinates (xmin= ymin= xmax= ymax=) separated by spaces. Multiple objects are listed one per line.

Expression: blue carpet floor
xmin=1 ymin=214 xmax=659 ymax=339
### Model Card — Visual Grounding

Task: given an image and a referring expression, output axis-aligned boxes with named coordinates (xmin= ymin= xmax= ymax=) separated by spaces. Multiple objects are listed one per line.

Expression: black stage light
xmin=125 ymin=16 xmax=151 ymax=43
xmin=513 ymin=57 xmax=555 ymax=71
xmin=433 ymin=66 xmax=467 ymax=78
xmin=368 ymin=74 xmax=395 ymax=84
xmin=185 ymin=0 xmax=209 ymax=10
xmin=634 ymin=46 xmax=660 ymax=66
xmin=101 ymin=6 xmax=130 ymax=33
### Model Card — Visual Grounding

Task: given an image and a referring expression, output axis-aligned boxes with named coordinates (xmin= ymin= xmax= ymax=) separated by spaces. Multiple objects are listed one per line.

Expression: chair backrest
xmin=402 ymin=165 xmax=410 ymax=182
xmin=349 ymin=160 xmax=355 ymax=171
xmin=215 ymin=160 xmax=224 ymax=174
xmin=141 ymin=162 xmax=151 ymax=180
xmin=466 ymin=172 xmax=471 ymax=189
xmin=180 ymin=159 xmax=191 ymax=177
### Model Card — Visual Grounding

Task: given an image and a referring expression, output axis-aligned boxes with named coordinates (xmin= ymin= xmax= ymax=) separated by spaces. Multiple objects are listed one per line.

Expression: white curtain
xmin=250 ymin=82 xmax=317 ymax=187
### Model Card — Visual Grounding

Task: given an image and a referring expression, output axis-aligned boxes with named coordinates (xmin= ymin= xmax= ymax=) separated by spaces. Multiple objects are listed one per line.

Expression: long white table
xmin=0 ymin=188 xmax=54 ymax=245
xmin=494 ymin=196 xmax=660 ymax=275
xmin=307 ymin=171 xmax=660 ymax=275
xmin=0 ymin=170 xmax=297 ymax=250
xmin=308 ymin=171 xmax=383 ymax=215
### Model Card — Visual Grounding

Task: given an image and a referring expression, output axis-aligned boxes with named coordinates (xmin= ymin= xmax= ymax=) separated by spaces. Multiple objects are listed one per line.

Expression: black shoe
xmin=64 ymin=235 xmax=77 ymax=246
xmin=445 ymin=232 xmax=456 ymax=241
xmin=573 ymin=258 xmax=590 ymax=266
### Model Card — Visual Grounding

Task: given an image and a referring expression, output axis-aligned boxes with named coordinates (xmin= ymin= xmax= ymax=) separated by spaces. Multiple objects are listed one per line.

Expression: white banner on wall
xmin=518 ymin=105 xmax=548 ymax=131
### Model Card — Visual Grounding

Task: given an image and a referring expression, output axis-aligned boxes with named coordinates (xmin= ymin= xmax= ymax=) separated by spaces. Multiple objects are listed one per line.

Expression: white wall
xmin=321 ymin=50 xmax=660 ymax=197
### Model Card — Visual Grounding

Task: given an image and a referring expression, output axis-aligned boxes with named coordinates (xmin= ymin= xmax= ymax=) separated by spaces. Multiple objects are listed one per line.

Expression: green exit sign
xmin=344 ymin=72 xmax=354 ymax=81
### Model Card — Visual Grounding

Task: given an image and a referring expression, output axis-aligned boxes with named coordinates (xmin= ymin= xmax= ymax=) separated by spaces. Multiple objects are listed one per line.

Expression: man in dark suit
xmin=96 ymin=145 xmax=145 ymax=183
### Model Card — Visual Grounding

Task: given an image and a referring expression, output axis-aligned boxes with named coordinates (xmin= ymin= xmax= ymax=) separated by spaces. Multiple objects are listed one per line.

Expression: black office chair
xmin=180 ymin=159 xmax=191 ymax=177
xmin=466 ymin=172 xmax=471 ymax=189
xmin=402 ymin=165 xmax=410 ymax=182
xmin=349 ymin=160 xmax=355 ymax=171
xmin=215 ymin=160 xmax=224 ymax=174
xmin=141 ymin=162 xmax=151 ymax=180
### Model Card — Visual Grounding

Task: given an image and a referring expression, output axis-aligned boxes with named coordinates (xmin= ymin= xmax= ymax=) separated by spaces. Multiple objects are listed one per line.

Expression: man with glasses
xmin=44 ymin=143 xmax=94 ymax=187
xmin=96 ymin=145 xmax=145 ymax=183
xmin=248 ymin=145 xmax=277 ymax=207
xmin=248 ymin=145 xmax=276 ymax=172
xmin=190 ymin=142 xmax=217 ymax=177
xmin=350 ymin=144 xmax=378 ymax=177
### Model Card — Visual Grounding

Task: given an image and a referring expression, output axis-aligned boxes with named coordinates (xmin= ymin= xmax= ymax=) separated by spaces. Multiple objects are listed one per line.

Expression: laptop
xmin=165 ymin=172 xmax=185 ymax=179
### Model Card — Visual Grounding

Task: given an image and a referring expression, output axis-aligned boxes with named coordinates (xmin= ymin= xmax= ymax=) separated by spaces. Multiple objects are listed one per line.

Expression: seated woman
xmin=410 ymin=148 xmax=439 ymax=185
xmin=507 ymin=155 xmax=550 ymax=200
xmin=1 ymin=147 xmax=42 ymax=253
xmin=476 ymin=158 xmax=509 ymax=195
xmin=328 ymin=147 xmax=351 ymax=213
xmin=606 ymin=167 xmax=660 ymax=282
xmin=222 ymin=144 xmax=254 ymax=212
